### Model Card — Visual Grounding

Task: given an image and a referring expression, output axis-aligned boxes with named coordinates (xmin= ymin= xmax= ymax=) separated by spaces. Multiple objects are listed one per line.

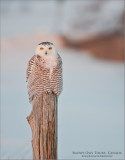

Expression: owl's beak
xmin=45 ymin=51 xmax=47 ymax=55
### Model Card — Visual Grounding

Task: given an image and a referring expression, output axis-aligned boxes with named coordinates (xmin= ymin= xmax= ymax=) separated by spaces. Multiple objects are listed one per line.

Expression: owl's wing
xmin=51 ymin=54 xmax=63 ymax=96
xmin=26 ymin=55 xmax=50 ymax=103
xmin=57 ymin=54 xmax=62 ymax=66
xmin=26 ymin=55 xmax=36 ymax=82
xmin=58 ymin=54 xmax=63 ymax=95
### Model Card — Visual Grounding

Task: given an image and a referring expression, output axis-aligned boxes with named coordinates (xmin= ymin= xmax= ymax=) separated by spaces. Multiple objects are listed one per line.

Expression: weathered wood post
xmin=27 ymin=93 xmax=58 ymax=160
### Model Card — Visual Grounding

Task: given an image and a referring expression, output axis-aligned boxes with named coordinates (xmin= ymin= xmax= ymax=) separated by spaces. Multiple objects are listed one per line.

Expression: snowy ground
xmin=1 ymin=47 xmax=124 ymax=159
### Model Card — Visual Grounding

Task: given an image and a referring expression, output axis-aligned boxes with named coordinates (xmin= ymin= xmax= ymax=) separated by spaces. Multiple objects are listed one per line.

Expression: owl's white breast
xmin=43 ymin=54 xmax=58 ymax=78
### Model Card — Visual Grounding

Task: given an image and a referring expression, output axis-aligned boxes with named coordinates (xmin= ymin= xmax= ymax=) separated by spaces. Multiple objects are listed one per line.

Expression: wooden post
xmin=27 ymin=93 xmax=57 ymax=160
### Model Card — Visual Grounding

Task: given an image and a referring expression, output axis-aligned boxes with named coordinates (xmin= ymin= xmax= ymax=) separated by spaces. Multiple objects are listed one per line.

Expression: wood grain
xmin=27 ymin=93 xmax=57 ymax=160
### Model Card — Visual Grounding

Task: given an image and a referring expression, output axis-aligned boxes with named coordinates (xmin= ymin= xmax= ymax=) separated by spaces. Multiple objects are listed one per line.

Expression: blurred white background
xmin=1 ymin=0 xmax=124 ymax=159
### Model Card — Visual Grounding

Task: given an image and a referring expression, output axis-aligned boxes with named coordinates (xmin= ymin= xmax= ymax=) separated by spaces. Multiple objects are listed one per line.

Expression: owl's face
xmin=35 ymin=42 xmax=58 ymax=60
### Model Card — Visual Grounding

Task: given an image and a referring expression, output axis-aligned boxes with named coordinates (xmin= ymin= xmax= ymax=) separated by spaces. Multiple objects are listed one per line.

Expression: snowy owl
xmin=26 ymin=42 xmax=63 ymax=103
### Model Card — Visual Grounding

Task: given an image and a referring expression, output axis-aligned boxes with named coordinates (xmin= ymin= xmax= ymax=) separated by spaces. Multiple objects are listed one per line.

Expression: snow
xmin=1 ymin=47 xmax=124 ymax=159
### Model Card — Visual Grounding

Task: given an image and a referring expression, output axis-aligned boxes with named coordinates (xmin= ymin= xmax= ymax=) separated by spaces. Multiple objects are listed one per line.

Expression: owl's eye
xmin=40 ymin=47 xmax=44 ymax=50
xmin=49 ymin=47 xmax=52 ymax=50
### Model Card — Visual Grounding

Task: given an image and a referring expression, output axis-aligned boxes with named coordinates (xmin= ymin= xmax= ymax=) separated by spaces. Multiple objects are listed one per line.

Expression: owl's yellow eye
xmin=40 ymin=47 xmax=44 ymax=50
xmin=49 ymin=47 xmax=52 ymax=50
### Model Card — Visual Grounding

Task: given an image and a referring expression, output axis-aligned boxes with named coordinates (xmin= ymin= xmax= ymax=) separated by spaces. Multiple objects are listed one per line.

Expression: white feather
xmin=35 ymin=44 xmax=58 ymax=78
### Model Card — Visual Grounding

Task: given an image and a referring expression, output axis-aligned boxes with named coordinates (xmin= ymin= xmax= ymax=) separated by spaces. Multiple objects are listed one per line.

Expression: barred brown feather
xmin=26 ymin=54 xmax=63 ymax=103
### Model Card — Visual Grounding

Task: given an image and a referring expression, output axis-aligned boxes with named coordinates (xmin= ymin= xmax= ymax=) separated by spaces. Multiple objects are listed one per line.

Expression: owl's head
xmin=35 ymin=42 xmax=58 ymax=59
